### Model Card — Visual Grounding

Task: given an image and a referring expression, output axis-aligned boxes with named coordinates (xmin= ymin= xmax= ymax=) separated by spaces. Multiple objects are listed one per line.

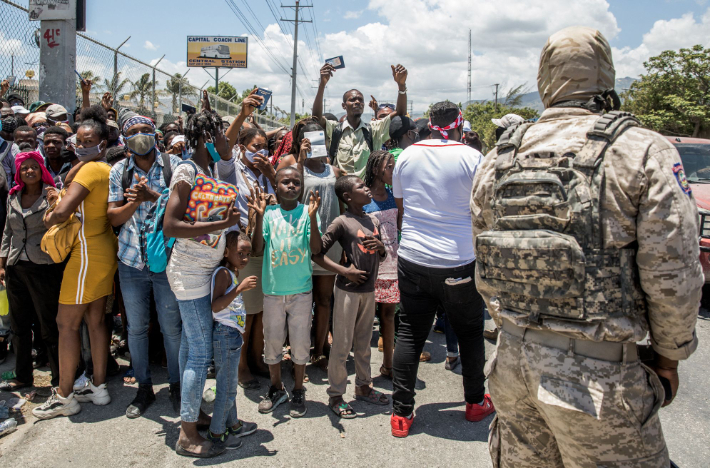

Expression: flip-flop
xmin=354 ymin=388 xmax=389 ymax=406
xmin=330 ymin=401 xmax=357 ymax=419
xmin=238 ymin=379 xmax=260 ymax=390
xmin=175 ymin=442 xmax=225 ymax=458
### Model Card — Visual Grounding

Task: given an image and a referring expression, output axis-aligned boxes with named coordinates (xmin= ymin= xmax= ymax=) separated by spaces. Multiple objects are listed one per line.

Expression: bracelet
xmin=398 ymin=88 xmax=407 ymax=95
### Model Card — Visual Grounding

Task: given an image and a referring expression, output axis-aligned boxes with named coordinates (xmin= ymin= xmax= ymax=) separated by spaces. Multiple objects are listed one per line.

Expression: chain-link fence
xmin=1 ymin=0 xmax=282 ymax=129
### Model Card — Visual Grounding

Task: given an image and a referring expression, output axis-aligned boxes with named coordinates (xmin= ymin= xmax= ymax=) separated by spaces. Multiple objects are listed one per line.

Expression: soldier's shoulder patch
xmin=673 ymin=163 xmax=692 ymax=196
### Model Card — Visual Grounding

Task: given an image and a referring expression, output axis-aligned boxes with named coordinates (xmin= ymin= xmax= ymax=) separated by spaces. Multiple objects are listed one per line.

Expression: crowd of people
xmin=0 ymin=25 xmax=700 ymax=467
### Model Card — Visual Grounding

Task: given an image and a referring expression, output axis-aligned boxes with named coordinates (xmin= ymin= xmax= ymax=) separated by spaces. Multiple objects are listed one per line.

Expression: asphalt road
xmin=0 ymin=310 xmax=708 ymax=467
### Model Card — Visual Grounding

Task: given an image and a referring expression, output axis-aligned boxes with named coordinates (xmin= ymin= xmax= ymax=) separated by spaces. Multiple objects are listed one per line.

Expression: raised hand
xmin=240 ymin=88 xmax=263 ymax=118
xmin=101 ymin=92 xmax=114 ymax=111
xmin=1 ymin=80 xmax=9 ymax=96
xmin=391 ymin=64 xmax=408 ymax=88
xmin=319 ymin=63 xmax=335 ymax=86
xmin=247 ymin=184 xmax=267 ymax=217
xmin=308 ymin=190 xmax=321 ymax=217
xmin=80 ymin=77 xmax=92 ymax=94
xmin=298 ymin=138 xmax=311 ymax=164
xmin=369 ymin=95 xmax=378 ymax=113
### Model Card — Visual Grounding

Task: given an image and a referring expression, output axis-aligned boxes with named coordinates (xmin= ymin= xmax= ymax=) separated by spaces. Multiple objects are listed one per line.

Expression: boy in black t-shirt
xmin=313 ymin=175 xmax=388 ymax=419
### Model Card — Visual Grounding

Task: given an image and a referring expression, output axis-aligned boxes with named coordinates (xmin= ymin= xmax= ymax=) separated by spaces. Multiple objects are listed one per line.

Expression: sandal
xmin=419 ymin=351 xmax=431 ymax=362
xmin=355 ymin=388 xmax=389 ymax=406
xmin=379 ymin=365 xmax=393 ymax=379
xmin=238 ymin=379 xmax=261 ymax=390
xmin=310 ymin=355 xmax=328 ymax=371
xmin=330 ymin=399 xmax=357 ymax=419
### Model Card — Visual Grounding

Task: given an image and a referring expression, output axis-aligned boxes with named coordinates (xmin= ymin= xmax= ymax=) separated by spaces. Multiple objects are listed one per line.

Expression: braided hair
xmin=364 ymin=150 xmax=392 ymax=188
xmin=185 ymin=109 xmax=223 ymax=150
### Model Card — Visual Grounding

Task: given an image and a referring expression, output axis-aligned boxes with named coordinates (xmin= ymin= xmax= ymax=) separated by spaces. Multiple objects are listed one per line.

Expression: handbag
xmin=183 ymin=173 xmax=238 ymax=223
xmin=41 ymin=189 xmax=81 ymax=263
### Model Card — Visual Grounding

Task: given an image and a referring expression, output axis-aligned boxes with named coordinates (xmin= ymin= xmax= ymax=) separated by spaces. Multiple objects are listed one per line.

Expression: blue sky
xmin=76 ymin=0 xmax=710 ymax=115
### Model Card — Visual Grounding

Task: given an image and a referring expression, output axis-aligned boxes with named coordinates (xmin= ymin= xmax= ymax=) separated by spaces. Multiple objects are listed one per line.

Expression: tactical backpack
xmin=475 ymin=111 xmax=647 ymax=324
xmin=139 ymin=160 xmax=196 ymax=273
xmin=328 ymin=121 xmax=373 ymax=161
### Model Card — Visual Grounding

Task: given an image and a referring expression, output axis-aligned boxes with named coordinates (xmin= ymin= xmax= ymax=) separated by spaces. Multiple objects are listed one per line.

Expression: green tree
xmin=463 ymin=101 xmax=538 ymax=150
xmin=621 ymin=45 xmax=710 ymax=137
xmin=130 ymin=73 xmax=153 ymax=115
xmin=205 ymin=82 xmax=238 ymax=102
xmin=165 ymin=73 xmax=197 ymax=113
xmin=103 ymin=72 xmax=130 ymax=99
xmin=278 ymin=112 xmax=311 ymax=126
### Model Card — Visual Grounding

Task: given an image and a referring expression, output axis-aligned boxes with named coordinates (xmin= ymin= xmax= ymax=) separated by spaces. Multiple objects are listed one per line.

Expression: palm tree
xmin=103 ymin=73 xmax=130 ymax=99
xmin=75 ymin=70 xmax=102 ymax=95
xmin=130 ymin=73 xmax=152 ymax=114
xmin=164 ymin=73 xmax=197 ymax=113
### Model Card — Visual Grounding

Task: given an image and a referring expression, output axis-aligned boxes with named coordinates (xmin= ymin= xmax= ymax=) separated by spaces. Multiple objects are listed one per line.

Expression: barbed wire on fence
xmin=0 ymin=0 xmax=282 ymax=130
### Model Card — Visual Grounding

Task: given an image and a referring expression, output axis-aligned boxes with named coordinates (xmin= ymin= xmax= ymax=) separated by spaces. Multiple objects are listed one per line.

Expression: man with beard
xmin=312 ymin=63 xmax=409 ymax=179
xmin=106 ymin=116 xmax=183 ymax=419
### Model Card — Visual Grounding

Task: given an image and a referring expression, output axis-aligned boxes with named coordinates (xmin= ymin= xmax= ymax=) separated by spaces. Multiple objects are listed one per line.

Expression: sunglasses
xmin=378 ymin=103 xmax=395 ymax=110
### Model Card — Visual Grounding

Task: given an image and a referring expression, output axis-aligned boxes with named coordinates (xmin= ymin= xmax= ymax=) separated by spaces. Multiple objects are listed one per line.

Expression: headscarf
xmin=10 ymin=151 xmax=56 ymax=195
xmin=122 ymin=115 xmax=155 ymax=135
xmin=271 ymin=131 xmax=292 ymax=166
xmin=537 ymin=27 xmax=615 ymax=109
xmin=429 ymin=112 xmax=463 ymax=140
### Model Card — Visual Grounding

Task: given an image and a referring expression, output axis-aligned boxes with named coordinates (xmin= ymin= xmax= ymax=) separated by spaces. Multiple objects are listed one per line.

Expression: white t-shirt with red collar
xmin=392 ymin=139 xmax=483 ymax=268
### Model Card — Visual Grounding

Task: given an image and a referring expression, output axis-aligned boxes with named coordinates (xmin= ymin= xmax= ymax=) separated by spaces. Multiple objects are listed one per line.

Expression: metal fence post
xmin=151 ymin=54 xmax=165 ymax=119
xmin=113 ymin=36 xmax=130 ymax=95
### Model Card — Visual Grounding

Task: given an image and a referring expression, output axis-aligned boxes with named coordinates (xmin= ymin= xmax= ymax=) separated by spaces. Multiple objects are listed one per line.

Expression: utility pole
xmin=467 ymin=29 xmax=472 ymax=106
xmin=282 ymin=1 xmax=312 ymax=127
xmin=215 ymin=68 xmax=219 ymax=96
xmin=113 ymin=36 xmax=130 ymax=96
xmin=38 ymin=17 xmax=77 ymax=114
xmin=10 ymin=55 xmax=14 ymax=76
xmin=494 ymin=83 xmax=499 ymax=111
xmin=152 ymin=54 xmax=165 ymax=118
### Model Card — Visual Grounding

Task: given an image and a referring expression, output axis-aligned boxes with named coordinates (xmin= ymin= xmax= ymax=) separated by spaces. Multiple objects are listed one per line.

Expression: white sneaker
xmin=73 ymin=372 xmax=89 ymax=392
xmin=74 ymin=380 xmax=111 ymax=405
xmin=32 ymin=388 xmax=81 ymax=420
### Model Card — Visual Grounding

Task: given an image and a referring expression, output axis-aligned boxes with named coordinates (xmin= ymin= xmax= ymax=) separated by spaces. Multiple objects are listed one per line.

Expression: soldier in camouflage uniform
xmin=471 ymin=26 xmax=702 ymax=467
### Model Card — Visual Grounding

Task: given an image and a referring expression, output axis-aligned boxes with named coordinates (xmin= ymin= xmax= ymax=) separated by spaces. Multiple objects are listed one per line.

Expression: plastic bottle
xmin=0 ymin=418 xmax=17 ymax=437
xmin=202 ymin=386 xmax=216 ymax=403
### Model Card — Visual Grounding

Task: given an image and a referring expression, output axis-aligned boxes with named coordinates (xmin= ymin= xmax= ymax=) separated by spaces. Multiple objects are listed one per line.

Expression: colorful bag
xmin=183 ymin=174 xmax=238 ymax=223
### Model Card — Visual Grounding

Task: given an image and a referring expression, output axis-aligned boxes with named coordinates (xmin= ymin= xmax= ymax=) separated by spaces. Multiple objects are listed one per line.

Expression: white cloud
xmin=344 ymin=10 xmax=362 ymax=19
xmin=144 ymin=40 xmax=159 ymax=51
xmin=613 ymin=9 xmax=710 ymax=78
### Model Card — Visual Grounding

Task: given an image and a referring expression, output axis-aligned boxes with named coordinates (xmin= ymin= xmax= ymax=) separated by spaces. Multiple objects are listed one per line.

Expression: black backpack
xmin=328 ymin=121 xmax=373 ymax=160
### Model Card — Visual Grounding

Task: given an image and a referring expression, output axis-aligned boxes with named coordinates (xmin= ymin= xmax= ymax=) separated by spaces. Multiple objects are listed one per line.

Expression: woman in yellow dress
xmin=33 ymin=105 xmax=118 ymax=420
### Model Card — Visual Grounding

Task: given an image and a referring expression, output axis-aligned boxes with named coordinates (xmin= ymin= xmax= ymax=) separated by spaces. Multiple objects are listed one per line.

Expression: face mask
xmin=245 ymin=149 xmax=268 ymax=163
xmin=205 ymin=142 xmax=221 ymax=163
xmin=75 ymin=142 xmax=105 ymax=161
xmin=126 ymin=133 xmax=156 ymax=156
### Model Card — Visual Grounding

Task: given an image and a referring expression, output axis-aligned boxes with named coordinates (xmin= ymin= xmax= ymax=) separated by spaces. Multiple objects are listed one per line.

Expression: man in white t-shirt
xmin=390 ymin=101 xmax=494 ymax=438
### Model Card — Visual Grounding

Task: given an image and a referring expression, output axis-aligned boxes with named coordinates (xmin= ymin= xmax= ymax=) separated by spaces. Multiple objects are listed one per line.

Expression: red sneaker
xmin=465 ymin=394 xmax=495 ymax=422
xmin=391 ymin=412 xmax=414 ymax=438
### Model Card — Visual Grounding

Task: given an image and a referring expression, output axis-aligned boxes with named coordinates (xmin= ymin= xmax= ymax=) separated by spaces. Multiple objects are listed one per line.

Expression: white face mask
xmin=244 ymin=148 xmax=268 ymax=163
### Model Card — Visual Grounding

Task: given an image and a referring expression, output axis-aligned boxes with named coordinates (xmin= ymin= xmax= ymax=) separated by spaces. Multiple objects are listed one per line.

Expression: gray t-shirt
xmin=320 ymin=211 xmax=384 ymax=293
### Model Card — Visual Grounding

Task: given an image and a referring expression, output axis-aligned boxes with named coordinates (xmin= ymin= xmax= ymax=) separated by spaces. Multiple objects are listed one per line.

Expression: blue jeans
xmin=177 ymin=294 xmax=213 ymax=423
xmin=118 ymin=262 xmax=182 ymax=385
xmin=210 ymin=323 xmax=243 ymax=435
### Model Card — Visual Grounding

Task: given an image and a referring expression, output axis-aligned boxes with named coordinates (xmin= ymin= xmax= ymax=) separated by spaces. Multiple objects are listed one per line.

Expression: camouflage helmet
xmin=537 ymin=26 xmax=615 ymax=109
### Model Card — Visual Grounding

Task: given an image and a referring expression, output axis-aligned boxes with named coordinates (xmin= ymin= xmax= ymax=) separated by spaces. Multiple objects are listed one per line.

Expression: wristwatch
xmin=398 ymin=88 xmax=407 ymax=95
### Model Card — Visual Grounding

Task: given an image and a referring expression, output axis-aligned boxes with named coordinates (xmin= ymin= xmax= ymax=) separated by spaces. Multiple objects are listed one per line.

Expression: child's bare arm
xmin=312 ymin=253 xmax=368 ymax=285
xmin=308 ymin=190 xmax=322 ymax=255
xmin=211 ymin=269 xmax=238 ymax=312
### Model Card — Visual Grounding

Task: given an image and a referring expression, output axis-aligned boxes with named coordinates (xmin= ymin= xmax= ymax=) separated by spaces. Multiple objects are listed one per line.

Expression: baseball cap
xmin=6 ymin=94 xmax=24 ymax=106
xmin=46 ymin=104 xmax=69 ymax=120
xmin=463 ymin=120 xmax=472 ymax=132
xmin=414 ymin=118 xmax=431 ymax=139
xmin=28 ymin=101 xmax=51 ymax=113
xmin=389 ymin=115 xmax=416 ymax=141
xmin=11 ymin=105 xmax=29 ymax=116
xmin=491 ymin=113 xmax=524 ymax=128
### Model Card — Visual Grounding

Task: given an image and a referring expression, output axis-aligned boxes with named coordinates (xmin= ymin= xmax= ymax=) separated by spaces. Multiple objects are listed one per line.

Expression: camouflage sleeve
xmin=637 ymin=142 xmax=702 ymax=361
xmin=471 ymin=149 xmax=498 ymax=239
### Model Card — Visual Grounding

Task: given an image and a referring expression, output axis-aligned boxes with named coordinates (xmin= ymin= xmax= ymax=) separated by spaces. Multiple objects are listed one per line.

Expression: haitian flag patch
xmin=673 ymin=163 xmax=692 ymax=196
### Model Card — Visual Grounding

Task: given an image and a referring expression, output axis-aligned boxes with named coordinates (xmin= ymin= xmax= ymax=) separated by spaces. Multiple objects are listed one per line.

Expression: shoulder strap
xmin=494 ymin=121 xmax=536 ymax=172
xmin=573 ymin=111 xmax=640 ymax=173
xmin=328 ymin=122 xmax=344 ymax=160
xmin=362 ymin=123 xmax=373 ymax=152
xmin=161 ymin=152 xmax=173 ymax=186
xmin=121 ymin=158 xmax=134 ymax=192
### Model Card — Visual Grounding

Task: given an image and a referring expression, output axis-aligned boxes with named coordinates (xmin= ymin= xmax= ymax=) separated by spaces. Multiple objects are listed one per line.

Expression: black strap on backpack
xmin=121 ymin=152 xmax=174 ymax=193
xmin=328 ymin=120 xmax=373 ymax=160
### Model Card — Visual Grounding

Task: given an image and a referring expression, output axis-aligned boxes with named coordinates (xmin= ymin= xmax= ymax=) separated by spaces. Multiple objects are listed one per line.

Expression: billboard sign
xmin=29 ymin=0 xmax=76 ymax=21
xmin=187 ymin=36 xmax=248 ymax=68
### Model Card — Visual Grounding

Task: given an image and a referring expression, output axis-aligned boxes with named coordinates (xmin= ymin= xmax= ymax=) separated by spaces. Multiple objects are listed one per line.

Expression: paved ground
xmin=0 ymin=310 xmax=708 ymax=467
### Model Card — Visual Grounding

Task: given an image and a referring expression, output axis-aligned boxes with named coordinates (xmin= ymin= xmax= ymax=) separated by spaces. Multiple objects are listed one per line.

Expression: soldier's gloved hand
xmin=652 ymin=355 xmax=679 ymax=407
